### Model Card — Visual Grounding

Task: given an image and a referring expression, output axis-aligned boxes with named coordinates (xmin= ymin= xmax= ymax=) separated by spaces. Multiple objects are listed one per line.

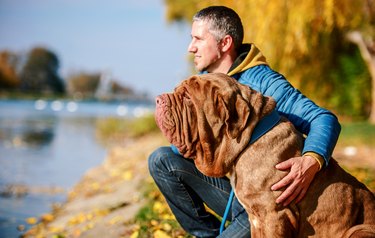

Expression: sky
xmin=0 ymin=0 xmax=192 ymax=97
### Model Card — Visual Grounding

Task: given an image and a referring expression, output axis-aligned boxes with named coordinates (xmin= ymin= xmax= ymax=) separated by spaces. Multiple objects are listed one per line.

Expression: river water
xmin=0 ymin=99 xmax=154 ymax=237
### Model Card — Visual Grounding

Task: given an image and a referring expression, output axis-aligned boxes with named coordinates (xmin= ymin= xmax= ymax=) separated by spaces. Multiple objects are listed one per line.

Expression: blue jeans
xmin=148 ymin=146 xmax=251 ymax=238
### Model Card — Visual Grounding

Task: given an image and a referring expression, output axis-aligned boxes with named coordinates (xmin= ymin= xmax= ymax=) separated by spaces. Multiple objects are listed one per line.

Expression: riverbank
xmin=22 ymin=132 xmax=375 ymax=238
xmin=22 ymin=132 xmax=169 ymax=238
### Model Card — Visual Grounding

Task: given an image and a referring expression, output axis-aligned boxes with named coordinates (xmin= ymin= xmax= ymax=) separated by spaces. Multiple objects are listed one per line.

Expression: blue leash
xmin=218 ymin=110 xmax=281 ymax=234
xmin=220 ymin=189 xmax=234 ymax=234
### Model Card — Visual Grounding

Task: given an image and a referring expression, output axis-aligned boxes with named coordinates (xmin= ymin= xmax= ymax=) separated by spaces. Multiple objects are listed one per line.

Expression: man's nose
xmin=187 ymin=41 xmax=196 ymax=53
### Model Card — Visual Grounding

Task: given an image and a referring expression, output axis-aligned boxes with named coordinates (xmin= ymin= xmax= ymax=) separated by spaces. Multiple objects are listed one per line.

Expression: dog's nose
xmin=155 ymin=95 xmax=164 ymax=105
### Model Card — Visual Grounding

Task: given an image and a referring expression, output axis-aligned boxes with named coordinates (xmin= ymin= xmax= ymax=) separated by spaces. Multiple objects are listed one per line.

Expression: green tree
xmin=0 ymin=50 xmax=20 ymax=89
xmin=164 ymin=0 xmax=375 ymax=122
xmin=19 ymin=47 xmax=65 ymax=94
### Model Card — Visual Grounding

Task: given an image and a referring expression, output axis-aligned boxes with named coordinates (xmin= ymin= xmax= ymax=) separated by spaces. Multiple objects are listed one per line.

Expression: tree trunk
xmin=346 ymin=31 xmax=375 ymax=124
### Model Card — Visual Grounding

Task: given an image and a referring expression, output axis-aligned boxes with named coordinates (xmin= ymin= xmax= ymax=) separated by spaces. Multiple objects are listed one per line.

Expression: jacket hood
xmin=228 ymin=43 xmax=268 ymax=76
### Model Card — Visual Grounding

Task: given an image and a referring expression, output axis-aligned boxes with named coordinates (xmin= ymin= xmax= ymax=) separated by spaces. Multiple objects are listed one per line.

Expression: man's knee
xmin=148 ymin=146 xmax=172 ymax=177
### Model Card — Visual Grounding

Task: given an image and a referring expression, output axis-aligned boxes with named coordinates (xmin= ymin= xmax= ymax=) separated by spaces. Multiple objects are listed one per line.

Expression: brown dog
xmin=155 ymin=73 xmax=375 ymax=237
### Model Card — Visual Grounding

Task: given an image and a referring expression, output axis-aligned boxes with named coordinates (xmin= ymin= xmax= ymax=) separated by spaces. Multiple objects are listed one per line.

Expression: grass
xmin=130 ymin=179 xmax=192 ymax=238
xmin=338 ymin=121 xmax=375 ymax=146
xmin=335 ymin=122 xmax=375 ymax=191
xmin=95 ymin=114 xmax=159 ymax=146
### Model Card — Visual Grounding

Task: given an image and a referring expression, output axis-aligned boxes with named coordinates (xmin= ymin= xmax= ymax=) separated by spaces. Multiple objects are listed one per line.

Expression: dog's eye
xmin=177 ymin=89 xmax=191 ymax=103
xmin=183 ymin=92 xmax=191 ymax=101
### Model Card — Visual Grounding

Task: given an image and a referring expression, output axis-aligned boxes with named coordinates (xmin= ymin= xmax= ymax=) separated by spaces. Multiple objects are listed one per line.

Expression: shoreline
xmin=23 ymin=132 xmax=168 ymax=237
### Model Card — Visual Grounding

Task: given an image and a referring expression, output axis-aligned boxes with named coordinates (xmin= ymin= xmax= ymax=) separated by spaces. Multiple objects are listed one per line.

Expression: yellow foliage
xmin=68 ymin=212 xmax=87 ymax=225
xmin=108 ymin=215 xmax=123 ymax=225
xmin=122 ymin=170 xmax=133 ymax=180
xmin=164 ymin=0 xmax=373 ymax=107
xmin=151 ymin=219 xmax=159 ymax=226
xmin=41 ymin=213 xmax=54 ymax=223
xmin=48 ymin=226 xmax=64 ymax=233
xmin=90 ymin=182 xmax=100 ymax=190
xmin=73 ymin=228 xmax=81 ymax=237
xmin=26 ymin=217 xmax=38 ymax=225
xmin=161 ymin=214 xmax=175 ymax=220
xmin=130 ymin=230 xmax=139 ymax=238
xmin=153 ymin=201 xmax=165 ymax=213
xmin=84 ymin=222 xmax=95 ymax=230
xmin=153 ymin=229 xmax=172 ymax=238
xmin=162 ymin=222 xmax=172 ymax=231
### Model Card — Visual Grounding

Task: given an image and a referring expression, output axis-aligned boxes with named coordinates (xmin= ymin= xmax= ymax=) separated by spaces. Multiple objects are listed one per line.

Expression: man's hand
xmin=271 ymin=155 xmax=320 ymax=206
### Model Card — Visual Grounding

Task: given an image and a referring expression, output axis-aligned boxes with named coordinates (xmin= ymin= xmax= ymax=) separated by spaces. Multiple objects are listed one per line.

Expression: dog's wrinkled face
xmin=155 ymin=73 xmax=275 ymax=177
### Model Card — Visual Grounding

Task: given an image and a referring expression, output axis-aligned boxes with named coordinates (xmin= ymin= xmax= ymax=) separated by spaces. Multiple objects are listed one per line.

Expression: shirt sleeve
xmin=237 ymin=65 xmax=341 ymax=166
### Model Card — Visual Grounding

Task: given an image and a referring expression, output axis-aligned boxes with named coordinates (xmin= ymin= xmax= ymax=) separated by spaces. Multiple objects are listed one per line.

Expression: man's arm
xmin=237 ymin=65 xmax=341 ymax=205
xmin=266 ymin=71 xmax=341 ymax=205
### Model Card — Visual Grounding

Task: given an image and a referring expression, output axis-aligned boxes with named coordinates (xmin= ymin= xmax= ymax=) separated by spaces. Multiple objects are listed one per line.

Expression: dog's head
xmin=155 ymin=73 xmax=275 ymax=177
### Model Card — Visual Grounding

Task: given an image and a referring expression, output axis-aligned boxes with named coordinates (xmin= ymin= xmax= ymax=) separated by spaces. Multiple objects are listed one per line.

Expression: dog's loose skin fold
xmin=155 ymin=73 xmax=375 ymax=237
xmin=156 ymin=73 xmax=275 ymax=177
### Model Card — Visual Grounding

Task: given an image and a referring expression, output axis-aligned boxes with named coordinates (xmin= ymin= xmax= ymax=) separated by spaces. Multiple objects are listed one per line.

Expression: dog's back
xmin=232 ymin=117 xmax=375 ymax=237
xmin=298 ymin=159 xmax=375 ymax=237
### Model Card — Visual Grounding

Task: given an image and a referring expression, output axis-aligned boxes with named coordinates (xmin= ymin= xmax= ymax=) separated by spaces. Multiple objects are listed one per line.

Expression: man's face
xmin=188 ymin=20 xmax=222 ymax=72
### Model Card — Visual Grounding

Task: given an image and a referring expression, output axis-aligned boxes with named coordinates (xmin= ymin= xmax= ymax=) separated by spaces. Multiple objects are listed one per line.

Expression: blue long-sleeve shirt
xmin=232 ymin=64 xmax=341 ymax=165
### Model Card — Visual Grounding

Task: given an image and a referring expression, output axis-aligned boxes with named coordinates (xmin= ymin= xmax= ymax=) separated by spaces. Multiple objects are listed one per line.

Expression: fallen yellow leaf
xmin=108 ymin=215 xmax=123 ymax=225
xmin=73 ymin=228 xmax=81 ymax=237
xmin=150 ymin=219 xmax=159 ymax=226
xmin=91 ymin=182 xmax=100 ymax=190
xmin=130 ymin=230 xmax=139 ymax=238
xmin=41 ymin=213 xmax=54 ymax=222
xmin=153 ymin=201 xmax=164 ymax=213
xmin=154 ymin=229 xmax=171 ymax=238
xmin=48 ymin=226 xmax=64 ymax=233
xmin=122 ymin=171 xmax=133 ymax=180
xmin=161 ymin=214 xmax=175 ymax=220
xmin=162 ymin=223 xmax=172 ymax=231
xmin=26 ymin=217 xmax=38 ymax=225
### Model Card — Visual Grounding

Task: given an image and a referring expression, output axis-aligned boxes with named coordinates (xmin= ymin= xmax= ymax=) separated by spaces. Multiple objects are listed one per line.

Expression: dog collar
xmin=249 ymin=110 xmax=281 ymax=144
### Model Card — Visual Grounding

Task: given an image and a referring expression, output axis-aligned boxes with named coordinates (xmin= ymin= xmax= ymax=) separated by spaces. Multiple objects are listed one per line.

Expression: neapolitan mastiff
xmin=154 ymin=73 xmax=375 ymax=237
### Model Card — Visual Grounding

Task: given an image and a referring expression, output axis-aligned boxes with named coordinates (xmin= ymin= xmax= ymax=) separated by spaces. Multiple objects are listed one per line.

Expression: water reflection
xmin=1 ymin=117 xmax=55 ymax=149
xmin=0 ymin=99 xmax=154 ymax=237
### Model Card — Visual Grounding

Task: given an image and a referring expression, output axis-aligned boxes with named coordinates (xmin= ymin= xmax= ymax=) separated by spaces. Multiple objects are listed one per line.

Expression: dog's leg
xmin=246 ymin=201 xmax=298 ymax=237
xmin=233 ymin=187 xmax=298 ymax=238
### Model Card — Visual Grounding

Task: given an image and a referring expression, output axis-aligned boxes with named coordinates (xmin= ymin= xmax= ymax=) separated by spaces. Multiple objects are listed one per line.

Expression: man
xmin=149 ymin=6 xmax=341 ymax=238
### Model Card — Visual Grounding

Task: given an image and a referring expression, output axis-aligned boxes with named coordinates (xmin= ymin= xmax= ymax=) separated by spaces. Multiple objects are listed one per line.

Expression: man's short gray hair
xmin=193 ymin=6 xmax=244 ymax=51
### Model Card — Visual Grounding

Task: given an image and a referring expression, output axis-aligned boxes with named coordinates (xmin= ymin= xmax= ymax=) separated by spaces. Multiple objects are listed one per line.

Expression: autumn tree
xmin=165 ymin=0 xmax=375 ymax=122
xmin=345 ymin=0 xmax=375 ymax=122
xmin=0 ymin=50 xmax=20 ymax=89
xmin=19 ymin=47 xmax=65 ymax=94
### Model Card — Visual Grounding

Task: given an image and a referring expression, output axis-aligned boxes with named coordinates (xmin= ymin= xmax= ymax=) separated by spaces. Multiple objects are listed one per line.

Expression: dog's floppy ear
xmin=222 ymin=93 xmax=251 ymax=139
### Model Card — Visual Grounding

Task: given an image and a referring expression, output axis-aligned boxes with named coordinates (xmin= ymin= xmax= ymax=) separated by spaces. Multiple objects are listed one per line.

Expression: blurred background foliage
xmin=0 ymin=47 xmax=143 ymax=101
xmin=165 ymin=0 xmax=375 ymax=122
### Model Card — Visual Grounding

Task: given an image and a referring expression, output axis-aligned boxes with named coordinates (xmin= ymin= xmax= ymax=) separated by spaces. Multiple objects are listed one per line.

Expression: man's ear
xmin=220 ymin=35 xmax=234 ymax=53
xmin=224 ymin=94 xmax=250 ymax=139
